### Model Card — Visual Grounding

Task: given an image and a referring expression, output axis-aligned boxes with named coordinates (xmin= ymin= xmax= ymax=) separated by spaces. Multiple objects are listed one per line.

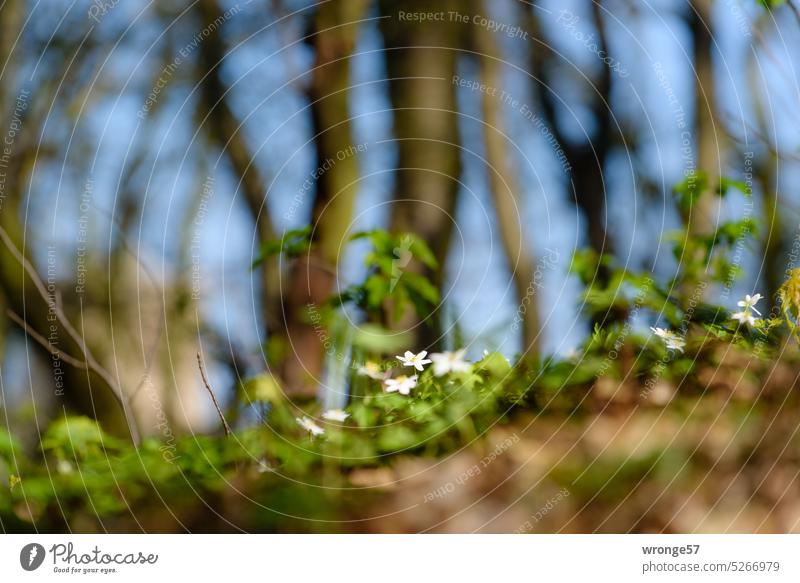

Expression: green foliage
xmin=569 ymin=248 xmax=613 ymax=285
xmin=1 ymin=350 xmax=523 ymax=528
xmin=7 ymin=173 xmax=800 ymax=532
xmin=567 ymin=172 xmax=795 ymax=361
xmin=342 ymin=230 xmax=440 ymax=321
xmin=779 ymin=267 xmax=800 ymax=340
xmin=351 ymin=323 xmax=411 ymax=353
xmin=41 ymin=416 xmax=123 ymax=460
xmin=666 ymin=174 xmax=757 ymax=287
xmin=717 ymin=176 xmax=752 ymax=197
xmin=252 ymin=226 xmax=312 ymax=267
xmin=0 ymin=427 xmax=21 ymax=461
xmin=673 ymin=171 xmax=709 ymax=215
xmin=240 ymin=373 xmax=283 ymax=406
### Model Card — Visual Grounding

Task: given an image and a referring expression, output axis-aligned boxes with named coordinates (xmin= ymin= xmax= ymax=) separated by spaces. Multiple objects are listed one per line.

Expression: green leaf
xmin=673 ymin=171 xmax=708 ymax=214
xmin=569 ymin=249 xmax=613 ymax=284
xmin=378 ymin=426 xmax=418 ymax=452
xmin=717 ymin=176 xmax=751 ymax=197
xmin=241 ymin=374 xmax=284 ymax=405
xmin=406 ymin=234 xmax=438 ymax=269
xmin=476 ymin=352 xmax=512 ymax=378
xmin=391 ymin=284 xmax=410 ymax=322
xmin=0 ymin=429 xmax=21 ymax=461
xmin=402 ymin=272 xmax=440 ymax=305
xmin=252 ymin=227 xmax=311 ymax=267
xmin=364 ymin=274 xmax=389 ymax=310
xmin=41 ymin=416 xmax=122 ymax=459
xmin=351 ymin=323 xmax=411 ymax=353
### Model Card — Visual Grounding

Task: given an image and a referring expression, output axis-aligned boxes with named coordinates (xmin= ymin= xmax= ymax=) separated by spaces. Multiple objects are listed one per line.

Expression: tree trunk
xmin=277 ymin=0 xmax=368 ymax=396
xmin=688 ymin=0 xmax=722 ymax=236
xmin=748 ymin=37 xmax=781 ymax=308
xmin=378 ymin=0 xmax=464 ymax=350
xmin=473 ymin=0 xmax=541 ymax=358
xmin=195 ymin=0 xmax=280 ymax=339
xmin=527 ymin=2 xmax=613 ymax=260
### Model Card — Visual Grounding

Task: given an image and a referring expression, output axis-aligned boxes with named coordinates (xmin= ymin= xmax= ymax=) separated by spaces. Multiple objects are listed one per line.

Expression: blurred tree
xmin=748 ymin=11 xmax=785 ymax=309
xmin=473 ymin=0 xmax=541 ymax=358
xmin=0 ymin=8 xmax=141 ymax=442
xmin=687 ymin=0 xmax=724 ymax=236
xmin=196 ymin=0 xmax=280 ymax=337
xmin=278 ymin=0 xmax=369 ymax=396
xmin=527 ymin=1 xmax=614 ymax=260
xmin=1 ymin=0 xmax=797 ymax=453
xmin=379 ymin=0 xmax=465 ymax=350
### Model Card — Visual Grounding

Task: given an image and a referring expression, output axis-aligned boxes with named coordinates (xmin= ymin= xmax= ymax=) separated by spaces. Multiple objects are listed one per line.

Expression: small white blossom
xmin=732 ymin=293 xmax=763 ymax=327
xmin=384 ymin=375 xmax=418 ymax=395
xmin=296 ymin=416 xmax=325 ymax=436
xmin=256 ymin=459 xmax=274 ymax=473
xmin=430 ymin=349 xmax=471 ymax=376
xmin=737 ymin=293 xmax=763 ymax=315
xmin=57 ymin=459 xmax=74 ymax=475
xmin=650 ymin=326 xmax=686 ymax=352
xmin=396 ymin=350 xmax=432 ymax=371
xmin=322 ymin=409 xmax=349 ymax=422
xmin=650 ymin=327 xmax=669 ymax=339
xmin=732 ymin=310 xmax=758 ymax=327
xmin=357 ymin=361 xmax=388 ymax=380
xmin=665 ymin=337 xmax=686 ymax=351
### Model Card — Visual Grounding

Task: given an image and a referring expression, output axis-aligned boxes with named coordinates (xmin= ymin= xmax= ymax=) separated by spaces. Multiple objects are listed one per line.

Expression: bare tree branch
xmin=7 ymin=309 xmax=87 ymax=368
xmin=197 ymin=351 xmax=232 ymax=437
xmin=0 ymin=225 xmax=141 ymax=446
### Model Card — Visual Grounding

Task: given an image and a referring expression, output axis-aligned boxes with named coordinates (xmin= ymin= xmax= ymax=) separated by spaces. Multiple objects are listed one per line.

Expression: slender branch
xmin=735 ymin=116 xmax=800 ymax=163
xmin=0 ymin=224 xmax=141 ymax=446
xmin=197 ymin=351 xmax=232 ymax=436
xmin=7 ymin=310 xmax=87 ymax=368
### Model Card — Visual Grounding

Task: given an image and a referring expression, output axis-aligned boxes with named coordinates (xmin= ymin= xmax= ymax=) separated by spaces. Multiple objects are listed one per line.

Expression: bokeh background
xmin=1 ymin=0 xmax=800 ymax=532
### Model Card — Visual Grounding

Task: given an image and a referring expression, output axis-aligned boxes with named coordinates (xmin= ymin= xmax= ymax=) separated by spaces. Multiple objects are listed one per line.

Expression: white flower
xmin=357 ymin=361 xmax=387 ymax=380
xmin=732 ymin=293 xmax=763 ymax=327
xmin=732 ymin=310 xmax=758 ymax=327
xmin=650 ymin=326 xmax=669 ymax=339
xmin=396 ymin=350 xmax=432 ymax=371
xmin=296 ymin=416 xmax=325 ymax=436
xmin=665 ymin=337 xmax=686 ymax=352
xmin=737 ymin=293 xmax=763 ymax=315
xmin=322 ymin=409 xmax=349 ymax=422
xmin=430 ymin=349 xmax=471 ymax=376
xmin=57 ymin=459 xmax=74 ymax=475
xmin=256 ymin=459 xmax=274 ymax=473
xmin=384 ymin=375 xmax=418 ymax=395
xmin=650 ymin=326 xmax=686 ymax=352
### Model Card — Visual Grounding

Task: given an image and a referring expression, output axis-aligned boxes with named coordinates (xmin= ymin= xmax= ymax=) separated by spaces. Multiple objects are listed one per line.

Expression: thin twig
xmin=7 ymin=310 xmax=87 ymax=368
xmin=0 ymin=225 xmax=141 ymax=446
xmin=197 ymin=351 xmax=232 ymax=436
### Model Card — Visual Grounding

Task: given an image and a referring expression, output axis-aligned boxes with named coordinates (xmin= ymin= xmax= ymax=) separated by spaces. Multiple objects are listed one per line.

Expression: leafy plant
xmin=252 ymin=226 xmax=312 ymax=267
xmin=338 ymin=230 xmax=440 ymax=321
